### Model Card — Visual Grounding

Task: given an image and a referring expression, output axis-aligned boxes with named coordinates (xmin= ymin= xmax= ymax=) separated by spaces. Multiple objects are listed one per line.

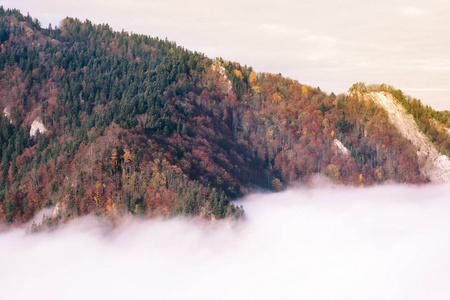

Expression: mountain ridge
xmin=0 ymin=7 xmax=449 ymax=226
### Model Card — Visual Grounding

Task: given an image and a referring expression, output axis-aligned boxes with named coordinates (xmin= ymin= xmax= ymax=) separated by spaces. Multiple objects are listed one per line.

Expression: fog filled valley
xmin=2 ymin=183 xmax=450 ymax=300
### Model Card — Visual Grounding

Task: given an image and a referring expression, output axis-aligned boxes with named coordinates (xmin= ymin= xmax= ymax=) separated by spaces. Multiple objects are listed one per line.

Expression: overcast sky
xmin=4 ymin=0 xmax=450 ymax=110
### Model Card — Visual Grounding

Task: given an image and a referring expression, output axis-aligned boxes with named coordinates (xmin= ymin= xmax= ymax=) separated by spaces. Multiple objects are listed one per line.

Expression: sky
xmin=2 ymin=184 xmax=450 ymax=300
xmin=3 ymin=0 xmax=450 ymax=110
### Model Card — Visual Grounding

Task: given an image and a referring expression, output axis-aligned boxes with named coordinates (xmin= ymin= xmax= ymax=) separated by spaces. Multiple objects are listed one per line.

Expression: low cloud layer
xmin=2 ymin=184 xmax=450 ymax=299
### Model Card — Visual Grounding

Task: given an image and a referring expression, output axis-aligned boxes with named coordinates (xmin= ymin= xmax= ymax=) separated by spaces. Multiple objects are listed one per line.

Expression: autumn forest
xmin=1 ymin=7 xmax=449 ymax=226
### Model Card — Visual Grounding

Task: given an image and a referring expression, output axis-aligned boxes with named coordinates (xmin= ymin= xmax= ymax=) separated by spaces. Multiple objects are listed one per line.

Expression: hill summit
xmin=1 ymin=8 xmax=450 ymax=225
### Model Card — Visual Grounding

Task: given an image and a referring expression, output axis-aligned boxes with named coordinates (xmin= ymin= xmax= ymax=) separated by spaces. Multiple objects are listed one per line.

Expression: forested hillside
xmin=1 ymin=7 xmax=447 ymax=225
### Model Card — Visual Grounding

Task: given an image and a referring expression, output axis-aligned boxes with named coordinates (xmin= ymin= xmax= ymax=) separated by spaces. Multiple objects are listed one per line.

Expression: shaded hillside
xmin=0 ymin=8 xmax=438 ymax=225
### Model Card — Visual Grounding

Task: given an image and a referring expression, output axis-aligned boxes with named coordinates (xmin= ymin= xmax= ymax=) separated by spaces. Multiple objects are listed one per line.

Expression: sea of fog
xmin=2 ymin=184 xmax=450 ymax=300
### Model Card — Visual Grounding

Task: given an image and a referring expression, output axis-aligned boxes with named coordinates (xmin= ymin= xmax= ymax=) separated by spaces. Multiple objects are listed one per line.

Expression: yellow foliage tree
xmin=252 ymin=85 xmax=261 ymax=94
xmin=94 ymin=181 xmax=103 ymax=206
xmin=249 ymin=71 xmax=257 ymax=84
xmin=123 ymin=148 xmax=134 ymax=164
xmin=374 ymin=167 xmax=384 ymax=182
xmin=266 ymin=128 xmax=274 ymax=139
xmin=272 ymin=93 xmax=282 ymax=103
xmin=302 ymin=85 xmax=308 ymax=94
xmin=325 ymin=164 xmax=341 ymax=183
xmin=233 ymin=69 xmax=243 ymax=79
xmin=111 ymin=148 xmax=118 ymax=172
xmin=106 ymin=198 xmax=116 ymax=217
xmin=272 ymin=178 xmax=283 ymax=191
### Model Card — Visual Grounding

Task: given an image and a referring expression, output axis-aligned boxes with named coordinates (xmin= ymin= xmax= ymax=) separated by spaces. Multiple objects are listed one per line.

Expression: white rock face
xmin=445 ymin=128 xmax=450 ymax=138
xmin=211 ymin=60 xmax=232 ymax=92
xmin=441 ymin=126 xmax=450 ymax=138
xmin=30 ymin=119 xmax=48 ymax=137
xmin=365 ymin=92 xmax=450 ymax=183
xmin=52 ymin=202 xmax=62 ymax=218
xmin=3 ymin=106 xmax=11 ymax=122
xmin=333 ymin=139 xmax=350 ymax=156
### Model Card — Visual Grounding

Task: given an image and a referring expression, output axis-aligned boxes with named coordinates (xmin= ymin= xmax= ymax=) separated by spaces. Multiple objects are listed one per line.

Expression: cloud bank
xmin=2 ymin=184 xmax=450 ymax=299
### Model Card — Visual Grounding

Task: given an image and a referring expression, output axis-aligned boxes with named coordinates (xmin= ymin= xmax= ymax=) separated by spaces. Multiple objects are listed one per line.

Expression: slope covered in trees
xmin=0 ymin=8 xmax=440 ymax=225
